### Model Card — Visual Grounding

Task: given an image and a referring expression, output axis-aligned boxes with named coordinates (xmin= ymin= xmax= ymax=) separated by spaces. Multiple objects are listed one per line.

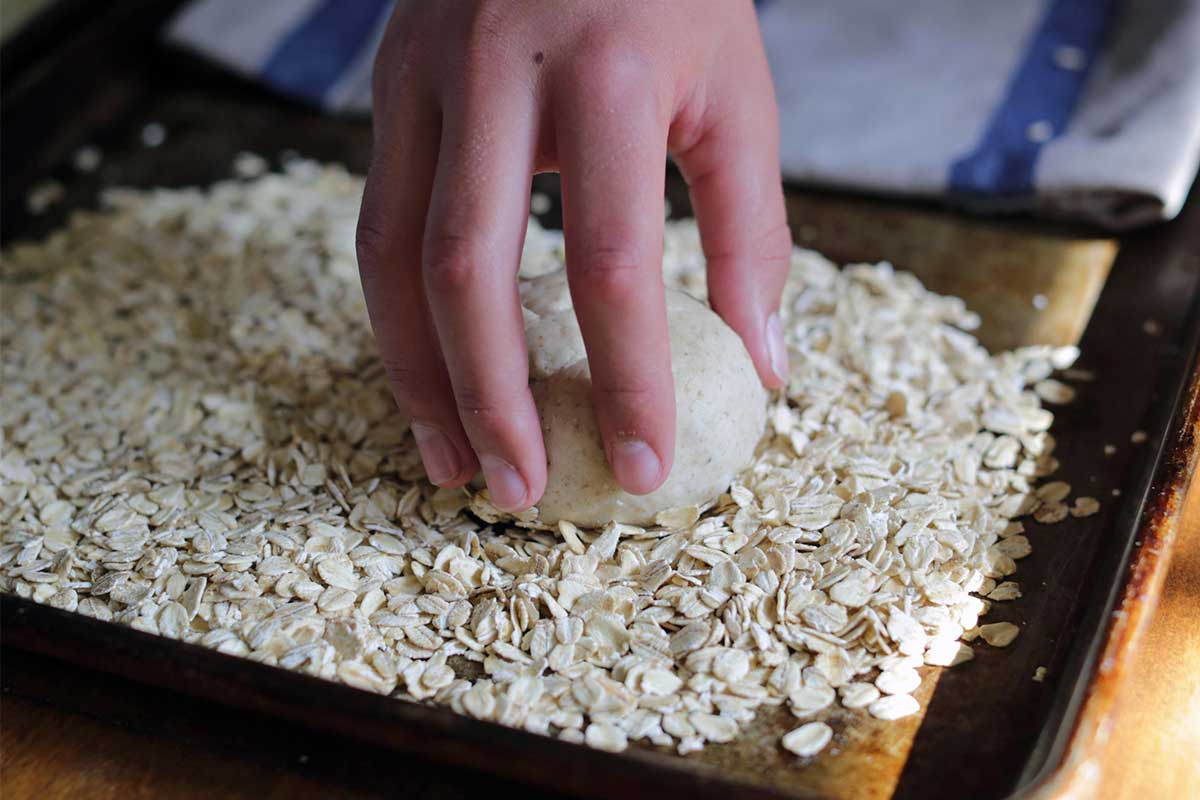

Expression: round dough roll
xmin=520 ymin=271 xmax=767 ymax=526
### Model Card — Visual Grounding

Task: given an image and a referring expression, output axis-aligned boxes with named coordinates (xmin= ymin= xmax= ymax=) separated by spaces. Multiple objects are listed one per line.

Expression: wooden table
xmin=1098 ymin=478 xmax=1200 ymax=800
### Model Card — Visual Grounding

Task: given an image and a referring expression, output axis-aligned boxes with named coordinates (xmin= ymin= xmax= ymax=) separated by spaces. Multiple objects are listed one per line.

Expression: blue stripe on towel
xmin=949 ymin=0 xmax=1116 ymax=197
xmin=261 ymin=0 xmax=391 ymax=107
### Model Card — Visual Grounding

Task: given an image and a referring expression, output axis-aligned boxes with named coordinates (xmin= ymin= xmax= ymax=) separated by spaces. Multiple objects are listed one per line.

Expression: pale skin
xmin=356 ymin=0 xmax=791 ymax=512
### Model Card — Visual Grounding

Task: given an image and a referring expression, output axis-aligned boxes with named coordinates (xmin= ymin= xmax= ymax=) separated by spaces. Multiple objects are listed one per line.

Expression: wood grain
xmin=0 ymin=697 xmax=352 ymax=800
xmin=1098 ymin=482 xmax=1200 ymax=800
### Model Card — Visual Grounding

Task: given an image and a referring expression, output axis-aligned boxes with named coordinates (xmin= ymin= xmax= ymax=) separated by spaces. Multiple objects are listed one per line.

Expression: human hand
xmin=356 ymin=0 xmax=791 ymax=512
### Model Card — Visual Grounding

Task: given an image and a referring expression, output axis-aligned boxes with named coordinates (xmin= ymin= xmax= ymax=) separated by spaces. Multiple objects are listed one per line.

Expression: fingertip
xmin=763 ymin=311 xmax=789 ymax=388
xmin=609 ymin=438 xmax=668 ymax=496
xmin=411 ymin=420 xmax=477 ymax=488
xmin=710 ymin=285 xmax=788 ymax=391
xmin=510 ymin=439 xmax=549 ymax=513
xmin=523 ymin=456 xmax=548 ymax=510
xmin=479 ymin=453 xmax=531 ymax=512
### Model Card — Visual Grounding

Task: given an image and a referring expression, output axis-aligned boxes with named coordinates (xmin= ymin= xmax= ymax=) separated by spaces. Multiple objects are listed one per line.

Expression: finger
xmin=422 ymin=81 xmax=546 ymax=512
xmin=554 ymin=49 xmax=675 ymax=496
xmin=357 ymin=101 xmax=479 ymax=488
xmin=670 ymin=45 xmax=792 ymax=389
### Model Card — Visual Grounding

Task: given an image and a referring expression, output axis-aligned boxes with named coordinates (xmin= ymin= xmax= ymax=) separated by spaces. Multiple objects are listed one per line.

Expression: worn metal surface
xmin=2 ymin=5 xmax=1198 ymax=799
xmin=1025 ymin=192 xmax=1200 ymax=800
xmin=782 ymin=192 xmax=1118 ymax=353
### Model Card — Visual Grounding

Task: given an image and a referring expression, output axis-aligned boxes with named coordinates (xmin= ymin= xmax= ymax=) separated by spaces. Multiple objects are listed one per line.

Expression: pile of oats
xmin=0 ymin=161 xmax=1097 ymax=759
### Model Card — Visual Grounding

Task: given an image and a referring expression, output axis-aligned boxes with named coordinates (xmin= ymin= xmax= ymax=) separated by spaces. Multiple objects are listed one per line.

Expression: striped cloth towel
xmin=168 ymin=0 xmax=1200 ymax=229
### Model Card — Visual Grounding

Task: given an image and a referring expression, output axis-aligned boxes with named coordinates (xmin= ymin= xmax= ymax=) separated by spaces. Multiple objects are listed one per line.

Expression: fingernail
xmin=479 ymin=454 xmax=528 ymax=511
xmin=610 ymin=439 xmax=663 ymax=495
xmin=766 ymin=313 xmax=789 ymax=383
xmin=411 ymin=422 xmax=460 ymax=485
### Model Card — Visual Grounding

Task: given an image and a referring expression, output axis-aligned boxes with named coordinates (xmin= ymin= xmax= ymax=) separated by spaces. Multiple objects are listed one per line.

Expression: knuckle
xmin=573 ymin=36 xmax=652 ymax=99
xmin=705 ymin=217 xmax=793 ymax=284
xmin=593 ymin=380 xmax=659 ymax=406
xmin=355 ymin=219 xmax=391 ymax=285
xmin=572 ymin=245 xmax=648 ymax=305
xmin=592 ymin=376 xmax=672 ymax=431
xmin=466 ymin=4 xmax=510 ymax=48
xmin=423 ymin=231 xmax=482 ymax=297
xmin=372 ymin=19 xmax=424 ymax=105
xmin=460 ymin=6 xmax=514 ymax=79
xmin=453 ymin=384 xmax=517 ymax=427
xmin=379 ymin=357 xmax=423 ymax=405
xmin=758 ymin=219 xmax=793 ymax=268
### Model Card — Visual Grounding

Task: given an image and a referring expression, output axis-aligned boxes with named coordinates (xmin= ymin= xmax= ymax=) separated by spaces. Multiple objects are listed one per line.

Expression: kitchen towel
xmin=167 ymin=0 xmax=1200 ymax=229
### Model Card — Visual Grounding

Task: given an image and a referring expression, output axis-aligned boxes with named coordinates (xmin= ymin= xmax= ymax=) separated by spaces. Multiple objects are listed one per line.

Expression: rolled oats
xmin=838 ymin=682 xmax=881 ymax=709
xmin=584 ymin=722 xmax=628 ymax=753
xmin=0 ymin=162 xmax=1094 ymax=761
xmin=979 ymin=622 xmax=1021 ymax=647
xmin=868 ymin=694 xmax=921 ymax=721
xmin=781 ymin=722 xmax=833 ymax=757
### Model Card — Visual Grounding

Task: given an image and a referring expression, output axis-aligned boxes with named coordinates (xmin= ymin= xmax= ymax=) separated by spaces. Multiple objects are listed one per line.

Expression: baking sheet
xmin=2 ymin=4 xmax=1198 ymax=799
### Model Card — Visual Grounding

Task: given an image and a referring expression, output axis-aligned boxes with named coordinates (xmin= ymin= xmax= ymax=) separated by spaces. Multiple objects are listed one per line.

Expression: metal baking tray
xmin=3 ymin=4 xmax=1198 ymax=798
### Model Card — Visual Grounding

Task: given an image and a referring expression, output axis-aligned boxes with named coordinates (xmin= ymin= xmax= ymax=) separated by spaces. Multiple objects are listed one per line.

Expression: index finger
xmin=422 ymin=76 xmax=547 ymax=513
xmin=554 ymin=47 xmax=675 ymax=496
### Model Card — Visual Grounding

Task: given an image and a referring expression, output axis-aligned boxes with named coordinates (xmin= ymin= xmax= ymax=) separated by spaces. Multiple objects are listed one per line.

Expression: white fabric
xmin=167 ymin=0 xmax=1200 ymax=229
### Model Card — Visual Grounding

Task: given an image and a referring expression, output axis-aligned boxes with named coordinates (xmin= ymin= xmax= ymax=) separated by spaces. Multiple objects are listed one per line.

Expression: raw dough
xmin=520 ymin=270 xmax=767 ymax=526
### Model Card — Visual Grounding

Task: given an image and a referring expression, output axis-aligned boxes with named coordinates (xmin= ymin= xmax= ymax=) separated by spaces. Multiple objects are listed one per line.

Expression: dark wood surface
xmin=0 ymin=647 xmax=573 ymax=800
xmin=2 ymin=4 xmax=1199 ymax=800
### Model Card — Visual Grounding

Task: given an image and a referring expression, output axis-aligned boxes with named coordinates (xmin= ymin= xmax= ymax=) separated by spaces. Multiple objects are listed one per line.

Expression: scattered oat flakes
xmin=875 ymin=667 xmax=921 ymax=696
xmin=0 ymin=162 xmax=1087 ymax=760
xmin=585 ymin=723 xmax=628 ymax=753
xmin=922 ymin=639 xmax=960 ymax=667
xmin=1036 ymin=481 xmax=1072 ymax=503
xmin=789 ymin=685 xmax=836 ymax=717
xmin=987 ymin=582 xmax=1022 ymax=602
xmin=838 ymin=682 xmax=881 ymax=709
xmin=1049 ymin=346 xmax=1081 ymax=370
xmin=234 ymin=152 xmax=269 ymax=179
xmin=949 ymin=643 xmax=975 ymax=666
xmin=1034 ymin=379 xmax=1076 ymax=405
xmin=781 ymin=722 xmax=833 ymax=757
xmin=1034 ymin=503 xmax=1070 ymax=524
xmin=868 ymin=694 xmax=920 ymax=721
xmin=26 ymin=180 xmax=64 ymax=214
xmin=1071 ymin=497 xmax=1100 ymax=518
xmin=1131 ymin=430 xmax=1148 ymax=444
xmin=73 ymin=146 xmax=102 ymax=173
xmin=979 ymin=623 xmax=1020 ymax=647
xmin=1033 ymin=666 xmax=1047 ymax=682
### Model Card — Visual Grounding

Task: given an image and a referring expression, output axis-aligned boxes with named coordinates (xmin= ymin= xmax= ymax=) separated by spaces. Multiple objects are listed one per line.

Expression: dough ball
xmin=521 ymin=271 xmax=767 ymax=526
